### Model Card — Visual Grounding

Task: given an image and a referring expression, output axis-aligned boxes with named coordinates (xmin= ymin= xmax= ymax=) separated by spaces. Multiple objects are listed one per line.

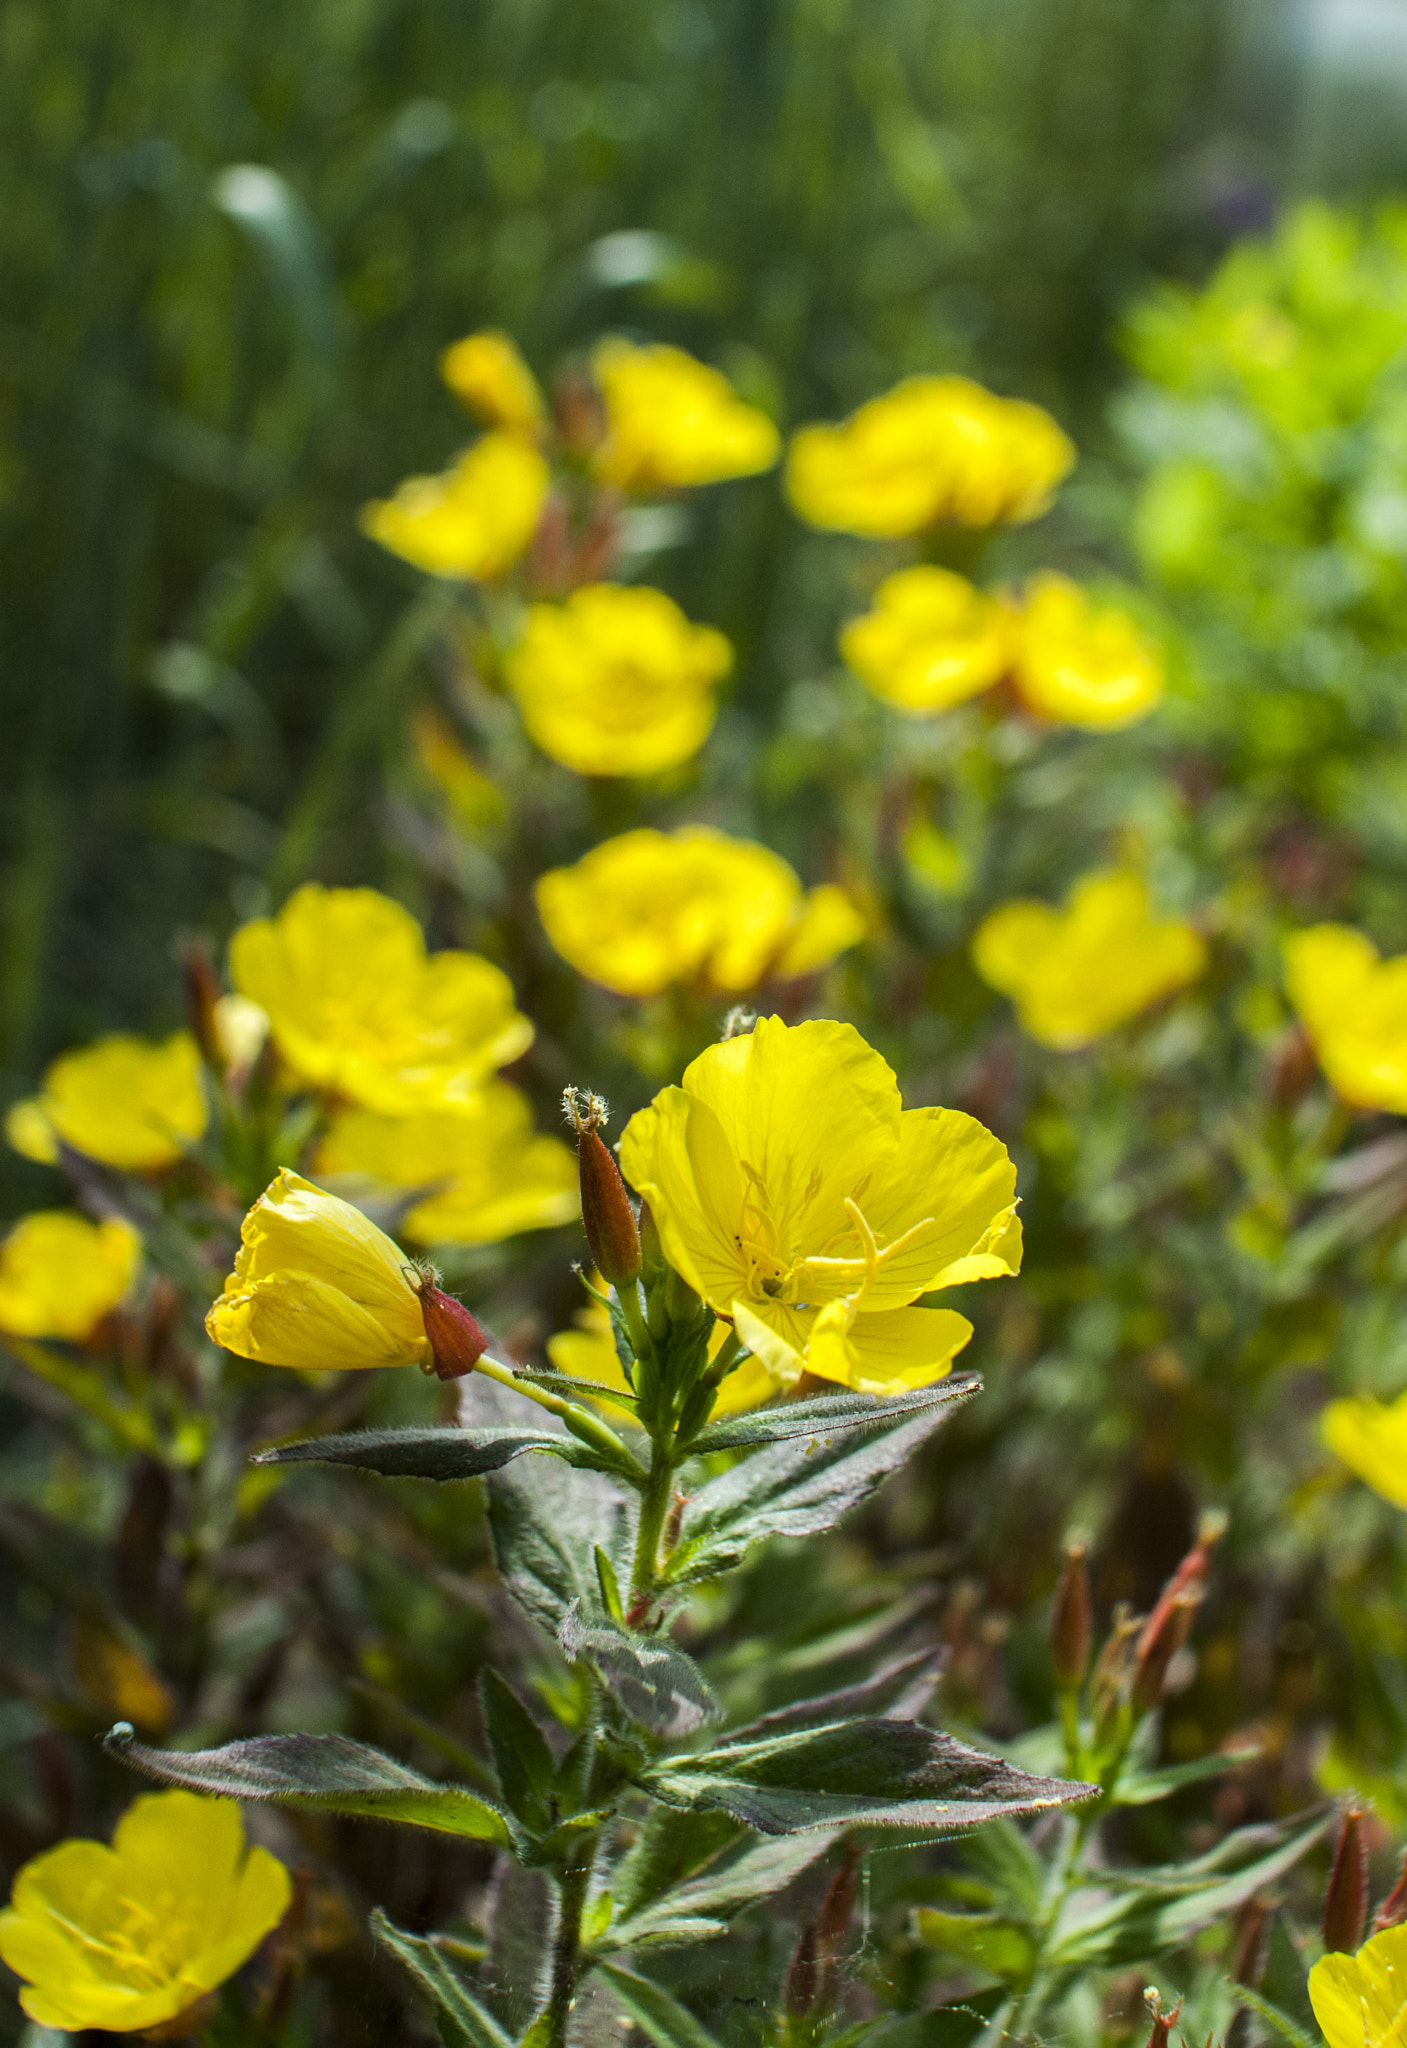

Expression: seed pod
xmin=1322 ymin=1804 xmax=1370 ymax=1955
xmin=413 ymin=1276 xmax=490 ymax=1381
xmin=564 ymin=1089 xmax=641 ymax=1286
xmin=1051 ymin=1537 xmax=1094 ymax=1691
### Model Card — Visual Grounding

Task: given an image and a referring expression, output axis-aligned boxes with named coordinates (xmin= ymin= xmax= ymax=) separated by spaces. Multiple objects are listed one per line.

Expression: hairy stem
xmin=629 ymin=1443 xmax=676 ymax=1601
xmin=544 ymin=1842 xmax=595 ymax=2048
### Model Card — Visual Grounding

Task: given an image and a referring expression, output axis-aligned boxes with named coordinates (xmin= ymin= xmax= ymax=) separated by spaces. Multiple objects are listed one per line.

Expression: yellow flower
xmin=840 ymin=566 xmax=1011 ymax=714
xmin=786 ymin=374 xmax=1074 ymax=538
xmin=1309 ymin=1922 xmax=1407 ymax=2048
xmin=973 ymin=869 xmax=1207 ymax=1050
xmin=314 ymin=1084 xmax=580 ymax=1245
xmin=0 ymin=1788 xmax=290 ymax=2033
xmin=1321 ymin=1390 xmax=1407 ymax=1509
xmin=1285 ymin=924 xmax=1407 ymax=1114
xmin=591 ymin=339 xmax=780 ymax=492
xmin=230 ymin=883 xmax=533 ymax=1113
xmin=6 ymin=1032 xmax=207 ymax=1172
xmin=505 ymin=584 xmax=732 ymax=778
xmin=439 ymin=329 xmax=546 ymax=433
xmin=206 ymin=1169 xmax=431 ymax=1371
xmin=1011 ymin=574 xmax=1164 ymax=730
xmin=361 ymin=431 xmax=549 ymax=581
xmin=535 ymin=826 xmax=865 ymax=998
xmin=0 ymin=1211 xmax=141 ymax=1341
xmin=548 ymin=1292 xmax=776 ymax=1418
xmin=617 ymin=1017 xmax=1021 ymax=1395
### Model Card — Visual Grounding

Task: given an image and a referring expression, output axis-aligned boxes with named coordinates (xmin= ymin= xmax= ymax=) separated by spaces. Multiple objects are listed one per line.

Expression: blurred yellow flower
xmin=548 ymin=1292 xmax=776 ymax=1418
xmin=591 ymin=339 xmax=780 ymax=492
xmin=619 ymin=1016 xmax=1020 ymax=1394
xmin=1321 ymin=1390 xmax=1407 ymax=1509
xmin=840 ymin=565 xmax=1011 ymax=714
xmin=0 ymin=1789 xmax=290 ymax=2033
xmin=361 ymin=431 xmax=548 ymax=580
xmin=1011 ymin=574 xmax=1164 ymax=730
xmin=230 ymin=884 xmax=533 ymax=1113
xmin=505 ymin=583 xmax=732 ymax=777
xmin=207 ymin=1169 xmax=431 ymax=1371
xmin=535 ymin=826 xmax=865 ymax=998
xmin=1285 ymin=924 xmax=1407 ymax=1114
xmin=439 ymin=329 xmax=546 ymax=433
xmin=315 ymin=1084 xmax=579 ymax=1245
xmin=786 ymin=374 xmax=1074 ymax=538
xmin=0 ymin=1211 xmax=141 ymax=1341
xmin=1309 ymin=1922 xmax=1407 ymax=2048
xmin=973 ymin=869 xmax=1207 ymax=1050
xmin=5 ymin=1032 xmax=207 ymax=1172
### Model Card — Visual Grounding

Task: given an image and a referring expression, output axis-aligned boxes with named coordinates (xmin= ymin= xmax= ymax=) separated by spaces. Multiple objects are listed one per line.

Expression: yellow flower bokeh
xmin=841 ymin=565 xmax=1011 ymax=714
xmin=360 ymin=430 xmax=549 ymax=580
xmin=5 ymin=1032 xmax=207 ymax=1172
xmin=439 ymin=329 xmax=546 ymax=433
xmin=0 ymin=1211 xmax=141 ymax=1342
xmin=591 ymin=339 xmax=780 ymax=492
xmin=1011 ymin=573 xmax=1164 ymax=730
xmin=1309 ymin=1922 xmax=1407 ymax=2048
xmin=1285 ymin=923 xmax=1407 ymax=1114
xmin=1321 ymin=1389 xmax=1407 ymax=1510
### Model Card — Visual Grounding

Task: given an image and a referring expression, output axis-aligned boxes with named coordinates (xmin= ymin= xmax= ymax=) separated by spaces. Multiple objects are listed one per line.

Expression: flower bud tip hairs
xmin=563 ymin=1086 xmax=609 ymax=1134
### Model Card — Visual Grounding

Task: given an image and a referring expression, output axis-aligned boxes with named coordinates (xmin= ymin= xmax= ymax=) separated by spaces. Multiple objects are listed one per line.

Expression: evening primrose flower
xmin=0 ymin=1789 xmax=290 ymax=2033
xmin=591 ymin=339 xmax=780 ymax=492
xmin=618 ymin=1017 xmax=1021 ymax=1395
xmin=840 ymin=566 xmax=1011 ymax=714
xmin=1011 ymin=574 xmax=1164 ymax=730
xmin=973 ymin=869 xmax=1206 ymax=1050
xmin=534 ymin=826 xmax=865 ymax=998
xmin=230 ymin=884 xmax=532 ymax=1113
xmin=315 ymin=1084 xmax=579 ymax=1245
xmin=0 ymin=1211 xmax=141 ymax=1341
xmin=361 ymin=431 xmax=549 ymax=581
xmin=505 ymin=584 xmax=732 ymax=777
xmin=786 ymin=374 xmax=1074 ymax=538
xmin=1285 ymin=924 xmax=1407 ymax=1113
xmin=548 ymin=1292 xmax=776 ymax=1418
xmin=439 ymin=329 xmax=546 ymax=433
xmin=6 ymin=1032 xmax=207 ymax=1172
xmin=1321 ymin=1389 xmax=1407 ymax=1509
xmin=1309 ymin=1922 xmax=1407 ymax=2048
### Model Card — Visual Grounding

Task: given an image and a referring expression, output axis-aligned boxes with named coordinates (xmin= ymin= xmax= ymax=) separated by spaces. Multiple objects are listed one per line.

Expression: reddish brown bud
xmin=1373 ymin=1849 xmax=1407 ymax=1933
xmin=1323 ymin=1804 xmax=1370 ymax=1955
xmin=413 ymin=1277 xmax=490 ymax=1382
xmin=1131 ymin=1515 xmax=1224 ymax=1712
xmin=1230 ymin=1895 xmax=1270 ymax=1989
xmin=182 ymin=943 xmax=224 ymax=1069
xmin=785 ymin=1847 xmax=859 ymax=2020
xmin=1051 ymin=1537 xmax=1094 ymax=1691
xmin=1142 ymin=1989 xmax=1183 ymax=2048
xmin=564 ymin=1089 xmax=641 ymax=1286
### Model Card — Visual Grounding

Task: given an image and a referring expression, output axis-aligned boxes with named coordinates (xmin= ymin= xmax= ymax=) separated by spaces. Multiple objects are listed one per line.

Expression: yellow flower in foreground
xmin=315 ymin=1084 xmax=579 ymax=1245
xmin=1309 ymin=1922 xmax=1407 ymax=2048
xmin=973 ymin=870 xmax=1207 ymax=1051
xmin=6 ymin=1032 xmax=206 ymax=1172
xmin=439 ymin=329 xmax=546 ymax=433
xmin=1011 ymin=574 xmax=1164 ymax=730
xmin=786 ymin=374 xmax=1074 ymax=538
xmin=591 ymin=339 xmax=781 ymax=492
xmin=1321 ymin=1389 xmax=1407 ymax=1510
xmin=0 ymin=1789 xmax=290 ymax=2033
xmin=619 ymin=1017 xmax=1021 ymax=1394
xmin=535 ymin=826 xmax=865 ymax=998
xmin=1285 ymin=924 xmax=1407 ymax=1114
xmin=0 ymin=1211 xmax=141 ymax=1341
xmin=207 ymin=1170 xmax=431 ymax=1371
xmin=841 ymin=566 xmax=1011 ymax=714
xmin=506 ymin=584 xmax=732 ymax=777
xmin=361 ymin=431 xmax=549 ymax=581
xmin=549 ymin=1292 xmax=776 ymax=1418
xmin=230 ymin=884 xmax=533 ymax=1113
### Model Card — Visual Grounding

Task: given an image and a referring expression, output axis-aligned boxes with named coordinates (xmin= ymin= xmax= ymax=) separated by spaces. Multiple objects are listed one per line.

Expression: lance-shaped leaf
xmin=560 ymin=1610 xmax=719 ymax=1738
xmin=596 ymin=1962 xmax=726 ymax=2048
xmin=688 ymin=1375 xmax=981 ymax=1456
xmin=480 ymin=1669 xmax=558 ymax=1836
xmin=913 ymin=1909 xmax=1038 ymax=1984
xmin=721 ymin=1648 xmax=945 ymax=1743
xmin=104 ymin=1724 xmax=516 ymax=1846
xmin=599 ymin=1830 xmax=841 ymax=1950
xmin=372 ymin=1909 xmax=511 ymax=2048
xmin=643 ymin=1716 xmax=1095 ymax=1836
xmin=253 ymin=1425 xmax=610 ymax=1481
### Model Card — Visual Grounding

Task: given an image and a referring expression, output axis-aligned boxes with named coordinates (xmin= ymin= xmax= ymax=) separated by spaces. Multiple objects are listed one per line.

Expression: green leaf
xmin=601 ymin=1831 xmax=841 ymax=1950
xmin=371 ymin=1909 xmax=512 ymax=2048
xmin=644 ymin=1717 xmax=1095 ymax=1836
xmin=595 ymin=1546 xmax=625 ymax=1622
xmin=480 ymin=1669 xmax=557 ymax=1835
xmin=596 ymin=1961 xmax=726 ymax=2048
xmin=912 ymin=1908 xmax=1038 ymax=1984
xmin=253 ymin=1426 xmax=610 ymax=1480
xmin=104 ymin=1724 xmax=516 ymax=1846
xmin=610 ymin=1807 xmax=743 ymax=1925
xmin=687 ymin=1374 xmax=980 ymax=1455
xmin=1233 ymin=1987 xmax=1320 ymax=2048
xmin=1110 ymin=1744 xmax=1262 ymax=1807
xmin=956 ymin=1817 xmax=1046 ymax=1921
xmin=852 ymin=1995 xmax=1007 ymax=2048
xmin=722 ymin=1647 xmax=945 ymax=1742
xmin=559 ymin=1610 xmax=719 ymax=1737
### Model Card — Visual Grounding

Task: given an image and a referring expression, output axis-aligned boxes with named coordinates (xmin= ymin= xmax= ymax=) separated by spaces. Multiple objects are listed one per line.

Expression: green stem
xmin=544 ymin=1842 xmax=596 ymax=2048
xmin=475 ymin=1355 xmax=643 ymax=1482
xmin=629 ymin=1442 xmax=676 ymax=1602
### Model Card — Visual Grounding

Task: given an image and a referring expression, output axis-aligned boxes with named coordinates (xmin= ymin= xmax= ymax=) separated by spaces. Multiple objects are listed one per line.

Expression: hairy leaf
xmin=596 ymin=1962 xmax=725 ymax=2048
xmin=610 ymin=1807 xmax=743 ymax=1925
xmin=601 ymin=1831 xmax=841 ymax=1950
xmin=372 ymin=1909 xmax=512 ymax=2048
xmin=480 ymin=1669 xmax=557 ymax=1835
xmin=560 ymin=1610 xmax=718 ymax=1737
xmin=688 ymin=1374 xmax=980 ymax=1455
xmin=253 ymin=1425 xmax=607 ymax=1480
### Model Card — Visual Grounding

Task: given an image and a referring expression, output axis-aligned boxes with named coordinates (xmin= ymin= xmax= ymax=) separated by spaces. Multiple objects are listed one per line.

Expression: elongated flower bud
xmin=1373 ymin=1850 xmax=1407 ymax=1934
xmin=564 ymin=1088 xmax=641 ymax=1286
xmin=1051 ymin=1537 xmax=1093 ymax=1690
xmin=1323 ymin=1805 xmax=1370 ymax=1955
xmin=1131 ymin=1514 xmax=1224 ymax=1711
xmin=412 ymin=1275 xmax=490 ymax=1381
xmin=182 ymin=943 xmax=225 ymax=1070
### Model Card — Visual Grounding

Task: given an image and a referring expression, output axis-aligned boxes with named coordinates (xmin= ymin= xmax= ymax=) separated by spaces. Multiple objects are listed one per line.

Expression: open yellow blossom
xmin=1321 ymin=1389 xmax=1407 ymax=1510
xmin=0 ymin=1211 xmax=141 ymax=1341
xmin=207 ymin=1169 xmax=431 ymax=1371
xmin=361 ymin=431 xmax=549 ymax=581
xmin=315 ymin=1084 xmax=579 ymax=1245
xmin=230 ymin=884 xmax=533 ymax=1113
xmin=591 ymin=339 xmax=780 ymax=492
xmin=1285 ymin=924 xmax=1407 ymax=1114
xmin=439 ymin=329 xmax=546 ymax=433
xmin=505 ymin=583 xmax=732 ymax=777
xmin=1011 ymin=574 xmax=1164 ymax=729
xmin=0 ymin=1789 xmax=290 ymax=2033
xmin=535 ymin=826 xmax=865 ymax=998
xmin=618 ymin=1017 xmax=1020 ymax=1394
xmin=974 ymin=870 xmax=1206 ymax=1051
xmin=840 ymin=566 xmax=1011 ymax=714
xmin=786 ymin=374 xmax=1074 ymax=538
xmin=1309 ymin=1922 xmax=1407 ymax=2048
xmin=6 ymin=1032 xmax=207 ymax=1172
xmin=549 ymin=1292 xmax=776 ymax=1418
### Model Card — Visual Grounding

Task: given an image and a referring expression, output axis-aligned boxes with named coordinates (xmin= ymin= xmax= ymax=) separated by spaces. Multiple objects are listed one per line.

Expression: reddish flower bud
xmin=1051 ymin=1537 xmax=1094 ymax=1691
xmin=564 ymin=1089 xmax=641 ymax=1286
xmin=1322 ymin=1804 xmax=1370 ymax=1955
xmin=1373 ymin=1850 xmax=1407 ymax=1934
xmin=412 ymin=1276 xmax=490 ymax=1382
xmin=182 ymin=943 xmax=225 ymax=1070
xmin=1131 ymin=1514 xmax=1224 ymax=1712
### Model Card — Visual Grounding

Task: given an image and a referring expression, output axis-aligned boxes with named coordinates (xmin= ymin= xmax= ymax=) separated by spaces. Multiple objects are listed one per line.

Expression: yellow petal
xmin=1309 ymin=1924 xmax=1407 ymax=2048
xmin=840 ymin=565 xmax=1011 ymax=715
xmin=805 ymin=1302 xmax=973 ymax=1394
xmin=620 ymin=1085 xmax=749 ymax=1306
xmin=440 ymin=330 xmax=546 ymax=432
xmin=4 ymin=1098 xmax=58 ymax=1164
xmin=14 ymin=1033 xmax=206 ymax=1172
xmin=769 ymin=884 xmax=867 ymax=980
xmin=592 ymin=339 xmax=780 ymax=492
xmin=0 ymin=1212 xmax=141 ymax=1341
xmin=1322 ymin=1392 xmax=1407 ymax=1510
xmin=361 ymin=432 xmax=548 ymax=581
xmin=1012 ymin=573 xmax=1163 ymax=730
xmin=730 ymin=1299 xmax=808 ymax=1386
